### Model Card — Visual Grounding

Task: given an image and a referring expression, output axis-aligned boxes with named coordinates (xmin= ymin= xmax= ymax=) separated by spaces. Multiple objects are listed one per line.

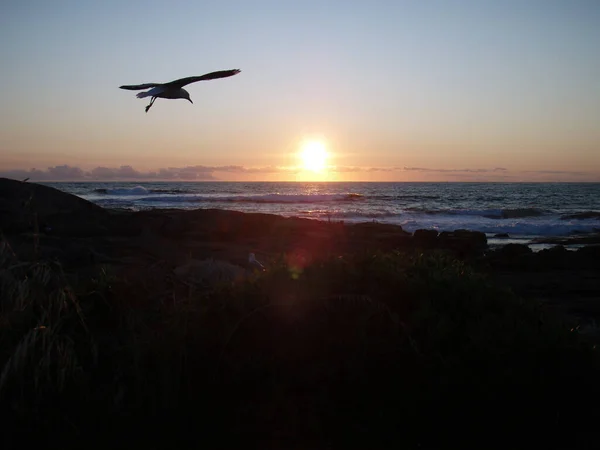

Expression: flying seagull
xmin=119 ymin=69 xmax=241 ymax=113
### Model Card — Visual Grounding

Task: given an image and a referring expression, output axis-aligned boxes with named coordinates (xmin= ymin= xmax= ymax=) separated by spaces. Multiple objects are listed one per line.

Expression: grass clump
xmin=1 ymin=244 xmax=599 ymax=449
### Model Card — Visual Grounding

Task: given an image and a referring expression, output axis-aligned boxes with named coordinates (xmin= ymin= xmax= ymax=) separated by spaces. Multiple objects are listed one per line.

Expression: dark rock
xmin=349 ymin=222 xmax=409 ymax=236
xmin=540 ymin=245 xmax=568 ymax=255
xmin=437 ymin=229 xmax=487 ymax=256
xmin=412 ymin=229 xmax=440 ymax=250
xmin=536 ymin=245 xmax=571 ymax=269
xmin=483 ymin=243 xmax=535 ymax=271
xmin=0 ymin=177 xmax=109 ymax=237
xmin=449 ymin=229 xmax=487 ymax=245
xmin=494 ymin=233 xmax=510 ymax=238
xmin=498 ymin=243 xmax=532 ymax=257
xmin=413 ymin=229 xmax=439 ymax=240
xmin=576 ymin=246 xmax=600 ymax=267
xmin=345 ymin=222 xmax=410 ymax=252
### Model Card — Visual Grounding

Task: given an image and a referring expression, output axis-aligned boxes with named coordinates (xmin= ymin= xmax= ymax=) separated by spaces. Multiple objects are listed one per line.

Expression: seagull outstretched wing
xmin=119 ymin=83 xmax=162 ymax=91
xmin=165 ymin=69 xmax=241 ymax=88
xmin=119 ymin=70 xmax=240 ymax=90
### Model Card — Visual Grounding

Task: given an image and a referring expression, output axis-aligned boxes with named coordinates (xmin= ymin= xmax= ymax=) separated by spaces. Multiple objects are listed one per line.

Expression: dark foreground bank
xmin=1 ymin=177 xmax=600 ymax=449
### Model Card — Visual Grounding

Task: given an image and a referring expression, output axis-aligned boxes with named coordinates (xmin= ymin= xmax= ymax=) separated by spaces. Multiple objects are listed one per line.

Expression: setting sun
xmin=300 ymin=141 xmax=328 ymax=173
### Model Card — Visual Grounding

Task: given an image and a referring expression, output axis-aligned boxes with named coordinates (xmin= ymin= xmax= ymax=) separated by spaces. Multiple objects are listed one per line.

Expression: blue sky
xmin=1 ymin=0 xmax=599 ymax=181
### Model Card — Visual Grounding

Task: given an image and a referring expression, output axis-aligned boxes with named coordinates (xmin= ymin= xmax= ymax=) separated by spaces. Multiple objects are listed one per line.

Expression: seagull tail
xmin=136 ymin=91 xmax=152 ymax=99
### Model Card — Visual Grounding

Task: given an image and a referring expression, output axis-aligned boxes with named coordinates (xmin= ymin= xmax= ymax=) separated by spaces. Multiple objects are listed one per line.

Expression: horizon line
xmin=7 ymin=178 xmax=600 ymax=184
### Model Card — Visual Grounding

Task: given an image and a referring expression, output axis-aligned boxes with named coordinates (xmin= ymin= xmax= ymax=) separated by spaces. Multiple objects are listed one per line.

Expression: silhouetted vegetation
xmin=2 ymin=240 xmax=599 ymax=449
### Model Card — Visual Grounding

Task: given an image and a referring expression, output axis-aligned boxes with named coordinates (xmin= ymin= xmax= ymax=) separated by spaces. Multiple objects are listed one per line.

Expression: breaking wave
xmin=560 ymin=211 xmax=600 ymax=220
xmin=132 ymin=193 xmax=365 ymax=204
xmin=405 ymin=207 xmax=548 ymax=219
xmin=94 ymin=186 xmax=149 ymax=195
xmin=94 ymin=186 xmax=194 ymax=195
xmin=307 ymin=210 xmax=397 ymax=219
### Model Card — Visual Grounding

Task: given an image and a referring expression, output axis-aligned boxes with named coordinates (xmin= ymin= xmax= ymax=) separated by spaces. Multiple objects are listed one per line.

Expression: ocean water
xmin=44 ymin=181 xmax=600 ymax=247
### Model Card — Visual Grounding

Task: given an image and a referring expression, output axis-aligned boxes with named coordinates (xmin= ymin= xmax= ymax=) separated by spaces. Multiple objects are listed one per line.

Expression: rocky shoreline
xmin=2 ymin=176 xmax=599 ymax=322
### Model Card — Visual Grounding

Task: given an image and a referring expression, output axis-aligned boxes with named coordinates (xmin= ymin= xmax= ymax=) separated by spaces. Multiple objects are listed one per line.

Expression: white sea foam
xmin=95 ymin=186 xmax=149 ymax=196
